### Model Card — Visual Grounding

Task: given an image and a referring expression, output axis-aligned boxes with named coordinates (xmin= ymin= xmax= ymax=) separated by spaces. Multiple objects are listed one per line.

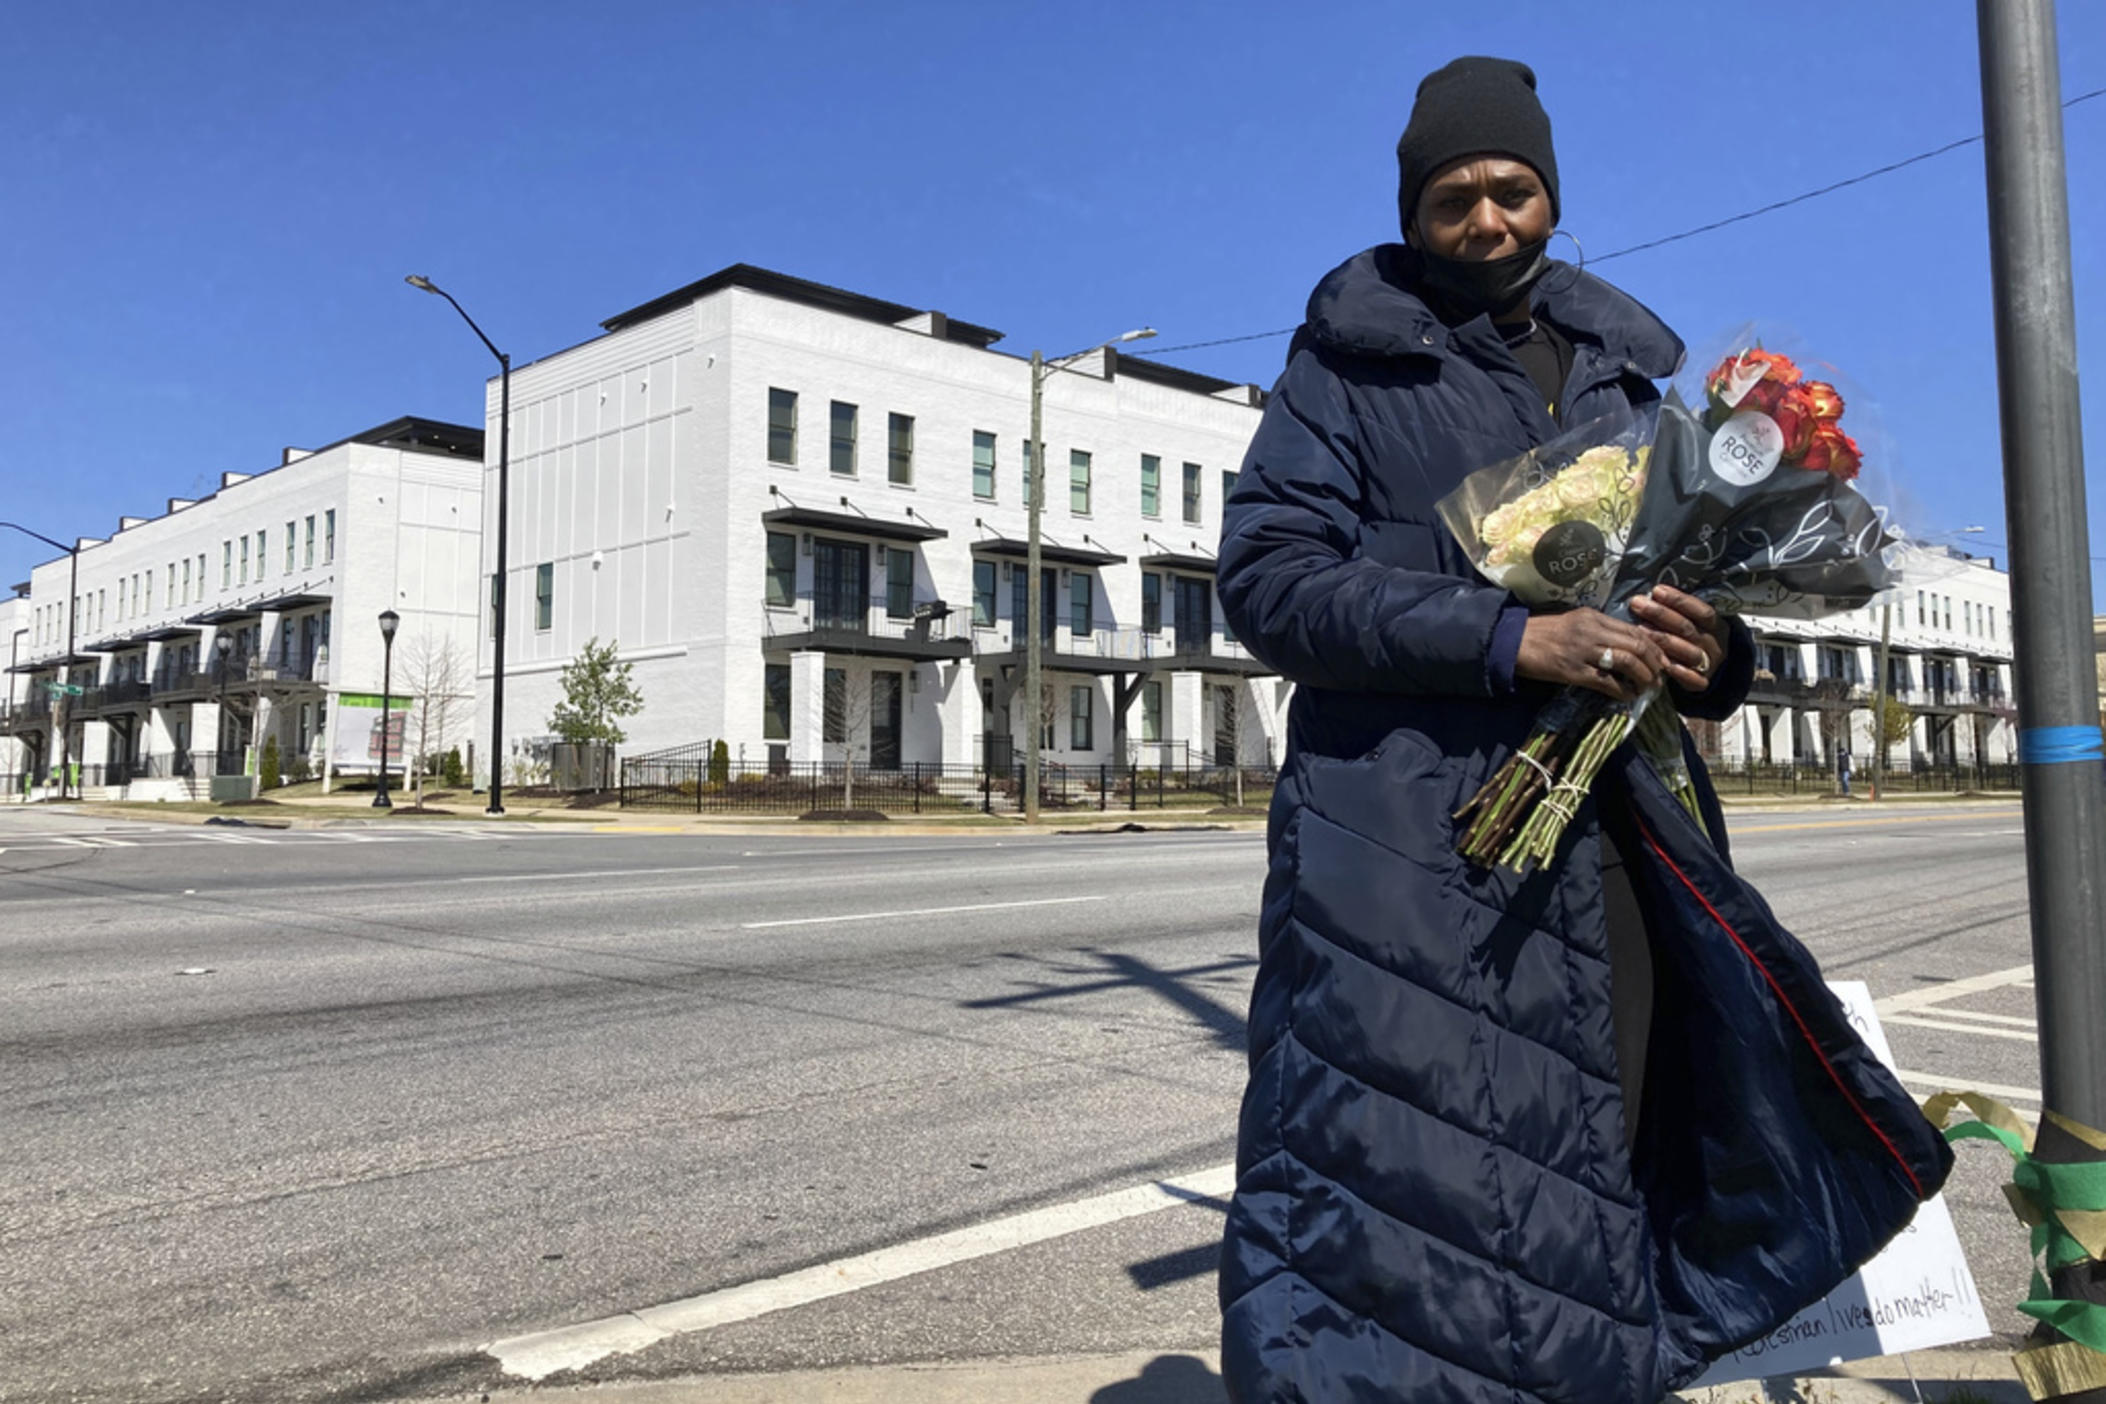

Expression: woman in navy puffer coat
xmin=1215 ymin=58 xmax=1952 ymax=1404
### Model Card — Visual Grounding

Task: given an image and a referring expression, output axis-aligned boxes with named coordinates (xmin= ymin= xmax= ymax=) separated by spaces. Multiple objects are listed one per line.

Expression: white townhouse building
xmin=1 ymin=417 xmax=484 ymax=800
xmin=1 ymin=588 xmax=29 ymax=785
xmin=473 ymin=264 xmax=1282 ymax=785
xmin=1711 ymin=544 xmax=2016 ymax=772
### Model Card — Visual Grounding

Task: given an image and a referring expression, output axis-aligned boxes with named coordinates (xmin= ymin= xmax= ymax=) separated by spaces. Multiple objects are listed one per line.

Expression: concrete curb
xmin=462 ymin=1346 xmax=2024 ymax=1403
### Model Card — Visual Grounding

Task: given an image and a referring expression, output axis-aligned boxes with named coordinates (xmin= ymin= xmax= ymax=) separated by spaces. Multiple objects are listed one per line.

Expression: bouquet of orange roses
xmin=1442 ymin=343 xmax=1892 ymax=873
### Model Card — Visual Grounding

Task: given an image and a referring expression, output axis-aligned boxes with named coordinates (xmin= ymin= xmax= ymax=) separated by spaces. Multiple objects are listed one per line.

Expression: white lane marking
xmin=484 ymin=1162 xmax=1236 ymax=1382
xmin=1874 ymin=964 xmax=2034 ymax=1014
xmin=451 ymin=865 xmax=741 ymax=885
xmin=194 ymin=830 xmax=278 ymax=845
xmin=1882 ymin=1014 xmax=2038 ymax=1043
xmin=1894 ymin=1069 xmax=2041 ymax=1103
xmin=80 ymin=835 xmax=137 ymax=847
xmin=48 ymin=837 xmax=93 ymax=847
xmin=740 ymin=894 xmax=1108 ymax=930
xmin=1904 ymin=1007 xmax=2036 ymax=1029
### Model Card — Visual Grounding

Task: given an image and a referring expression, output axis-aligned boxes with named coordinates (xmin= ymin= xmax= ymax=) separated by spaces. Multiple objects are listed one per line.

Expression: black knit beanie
xmin=1396 ymin=56 xmax=1560 ymax=240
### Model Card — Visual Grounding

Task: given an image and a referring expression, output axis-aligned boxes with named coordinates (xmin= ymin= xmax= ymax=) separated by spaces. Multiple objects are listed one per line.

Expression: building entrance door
xmin=813 ymin=540 xmax=869 ymax=634
xmin=1176 ymin=577 xmax=1212 ymax=655
xmin=870 ymin=671 xmax=902 ymax=771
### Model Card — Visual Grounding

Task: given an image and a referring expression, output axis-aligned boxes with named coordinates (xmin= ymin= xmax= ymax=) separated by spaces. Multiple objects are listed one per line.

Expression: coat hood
xmin=1304 ymin=243 xmax=1684 ymax=379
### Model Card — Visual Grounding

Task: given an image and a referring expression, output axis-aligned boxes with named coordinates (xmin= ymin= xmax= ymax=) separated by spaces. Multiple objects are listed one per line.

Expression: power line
xmin=1141 ymin=84 xmax=2106 ymax=359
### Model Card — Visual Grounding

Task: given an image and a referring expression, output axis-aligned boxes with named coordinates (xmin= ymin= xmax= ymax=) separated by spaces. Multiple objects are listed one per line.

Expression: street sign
xmin=46 ymin=683 xmax=83 ymax=697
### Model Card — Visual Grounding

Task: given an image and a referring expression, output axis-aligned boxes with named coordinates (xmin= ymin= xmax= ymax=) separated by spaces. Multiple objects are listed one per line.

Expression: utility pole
xmin=1022 ymin=329 xmax=1155 ymax=823
xmin=1870 ymin=601 xmax=1892 ymax=802
xmin=1977 ymin=6 xmax=2106 ymax=1390
xmin=1026 ymin=350 xmax=1045 ymax=823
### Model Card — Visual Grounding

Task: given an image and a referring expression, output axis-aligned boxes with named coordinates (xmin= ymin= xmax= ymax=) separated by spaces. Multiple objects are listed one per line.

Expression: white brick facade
xmin=1710 ymin=546 xmax=2017 ymax=772
xmin=473 ymin=266 xmax=1282 ymax=785
xmin=1 ymin=419 xmax=483 ymax=798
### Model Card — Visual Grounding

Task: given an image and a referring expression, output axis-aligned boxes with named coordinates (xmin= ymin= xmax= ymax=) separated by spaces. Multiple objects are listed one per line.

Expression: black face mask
xmin=1415 ymin=238 xmax=1550 ymax=321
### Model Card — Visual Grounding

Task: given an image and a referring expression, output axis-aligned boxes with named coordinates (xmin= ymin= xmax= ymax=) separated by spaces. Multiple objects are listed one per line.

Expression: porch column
xmin=1169 ymin=671 xmax=1205 ymax=771
xmin=787 ymin=651 xmax=827 ymax=765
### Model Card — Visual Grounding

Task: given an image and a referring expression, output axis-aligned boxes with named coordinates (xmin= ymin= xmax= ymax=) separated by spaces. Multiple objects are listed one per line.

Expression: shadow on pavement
xmin=963 ymin=947 xmax=1256 ymax=1051
xmin=1088 ymin=1353 xmax=1229 ymax=1403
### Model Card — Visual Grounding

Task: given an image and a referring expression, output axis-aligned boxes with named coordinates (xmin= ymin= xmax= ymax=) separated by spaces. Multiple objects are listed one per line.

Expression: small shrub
xmin=260 ymin=736 xmax=282 ymax=790
xmin=709 ymin=739 xmax=730 ymax=786
xmin=443 ymin=746 xmax=465 ymax=788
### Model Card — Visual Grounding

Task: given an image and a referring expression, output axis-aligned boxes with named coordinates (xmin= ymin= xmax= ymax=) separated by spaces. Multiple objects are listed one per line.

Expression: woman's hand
xmin=1629 ymin=584 xmax=1728 ymax=693
xmin=1516 ymin=609 xmax=1671 ymax=703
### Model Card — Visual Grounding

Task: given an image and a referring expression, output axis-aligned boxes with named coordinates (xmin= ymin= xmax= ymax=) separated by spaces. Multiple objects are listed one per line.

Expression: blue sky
xmin=3 ymin=1 xmax=2100 ymax=605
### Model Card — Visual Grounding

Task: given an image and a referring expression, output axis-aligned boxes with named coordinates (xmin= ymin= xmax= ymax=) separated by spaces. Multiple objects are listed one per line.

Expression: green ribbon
xmin=1938 ymin=1103 xmax=2106 ymax=1360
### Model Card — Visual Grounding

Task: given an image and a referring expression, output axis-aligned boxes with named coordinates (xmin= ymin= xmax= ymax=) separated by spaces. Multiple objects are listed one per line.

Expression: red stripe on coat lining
xmin=1634 ymin=821 xmax=1926 ymax=1201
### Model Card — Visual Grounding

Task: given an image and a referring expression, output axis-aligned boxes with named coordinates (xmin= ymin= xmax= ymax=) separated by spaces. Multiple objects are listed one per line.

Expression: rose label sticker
xmin=1710 ymin=410 xmax=1785 ymax=486
xmin=1532 ymin=519 xmax=1608 ymax=589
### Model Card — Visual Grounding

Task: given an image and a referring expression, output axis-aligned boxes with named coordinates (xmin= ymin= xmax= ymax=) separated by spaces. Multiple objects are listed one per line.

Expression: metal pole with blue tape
xmin=1980 ymin=5 xmax=2106 ymax=1389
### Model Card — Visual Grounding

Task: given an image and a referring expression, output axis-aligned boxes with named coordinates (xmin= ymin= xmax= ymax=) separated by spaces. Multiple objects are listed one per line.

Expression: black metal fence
xmin=1704 ymin=759 xmax=2023 ymax=795
xmin=619 ymin=757 xmax=1278 ymax=816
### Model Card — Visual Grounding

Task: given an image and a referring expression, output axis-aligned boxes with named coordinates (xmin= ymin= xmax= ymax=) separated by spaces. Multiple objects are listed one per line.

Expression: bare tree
xmin=823 ymin=666 xmax=872 ymax=810
xmin=395 ymin=633 xmax=472 ymax=806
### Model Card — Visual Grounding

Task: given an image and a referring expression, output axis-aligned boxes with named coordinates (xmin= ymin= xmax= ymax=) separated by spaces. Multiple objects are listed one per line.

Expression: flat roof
xmin=603 ymin=264 xmax=1007 ymax=348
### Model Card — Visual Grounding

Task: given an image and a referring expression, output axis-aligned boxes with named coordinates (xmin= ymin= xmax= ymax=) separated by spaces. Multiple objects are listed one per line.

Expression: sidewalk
xmin=468 ymin=1346 xmax=2026 ymax=1404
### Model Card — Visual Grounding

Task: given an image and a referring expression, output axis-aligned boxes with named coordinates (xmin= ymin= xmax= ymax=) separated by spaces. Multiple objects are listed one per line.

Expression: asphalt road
xmin=0 ymin=801 xmax=2041 ymax=1403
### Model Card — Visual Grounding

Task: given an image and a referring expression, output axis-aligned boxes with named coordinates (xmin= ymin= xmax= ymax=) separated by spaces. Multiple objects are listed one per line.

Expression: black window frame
xmin=1141 ymin=572 xmax=1162 ymax=634
xmin=763 ymin=662 xmax=791 ymax=741
xmin=885 ymin=547 xmax=914 ymax=620
xmin=534 ymin=562 xmax=554 ymax=632
xmin=1181 ymin=462 xmax=1202 ymax=523
xmin=887 ymin=412 xmax=914 ymax=486
xmin=765 ymin=531 xmax=797 ymax=608
xmin=1069 ymin=572 xmax=1092 ymax=636
xmin=972 ymin=430 xmax=997 ymax=500
xmin=830 ymin=400 xmax=858 ymax=476
xmin=972 ymin=559 xmax=997 ymax=626
xmin=768 ymin=388 xmax=798 ymax=464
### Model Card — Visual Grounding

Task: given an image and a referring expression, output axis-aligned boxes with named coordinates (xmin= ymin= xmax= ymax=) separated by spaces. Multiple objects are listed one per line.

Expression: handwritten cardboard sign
xmin=1688 ymin=980 xmax=1990 ymax=1387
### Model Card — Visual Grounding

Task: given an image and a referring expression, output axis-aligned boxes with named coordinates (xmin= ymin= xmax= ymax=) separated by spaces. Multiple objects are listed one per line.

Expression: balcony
xmin=79 ymin=678 xmax=153 ymax=713
xmin=761 ymin=599 xmax=972 ymax=662
xmin=970 ymin=624 xmax=1271 ymax=678
xmin=0 ymin=696 xmax=55 ymax=734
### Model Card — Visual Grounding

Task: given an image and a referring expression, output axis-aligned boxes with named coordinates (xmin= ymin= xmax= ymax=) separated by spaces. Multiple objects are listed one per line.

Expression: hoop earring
xmin=1541 ymin=228 xmax=1587 ymax=295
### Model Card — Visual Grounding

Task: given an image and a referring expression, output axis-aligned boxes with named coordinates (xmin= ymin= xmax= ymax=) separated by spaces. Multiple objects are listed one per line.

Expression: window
xmin=1070 ymin=449 xmax=1092 ymax=514
xmin=182 ymin=558 xmax=192 ymax=603
xmin=972 ymin=431 xmax=996 ymax=500
xmin=888 ymin=412 xmax=913 ymax=486
xmin=489 ymin=574 xmax=501 ymax=640
xmin=1070 ymin=685 xmax=1094 ymax=751
xmin=304 ymin=515 xmax=316 ymax=568
xmin=1141 ymin=681 xmax=1162 ymax=742
xmin=1141 ymin=454 xmax=1161 ymax=517
xmin=285 ymin=522 xmax=295 ymax=574
xmin=765 ymin=531 xmax=797 ymax=608
xmin=1990 ymin=609 xmax=1997 ymax=640
xmin=886 ymin=547 xmax=914 ymax=619
xmin=256 ymin=529 xmax=267 ymax=577
xmin=535 ymin=562 xmax=553 ymax=631
xmin=1070 ymin=573 xmax=1092 ymax=636
xmin=763 ymin=663 xmax=791 ymax=741
xmin=1222 ymin=469 xmax=1240 ymax=506
xmin=1022 ymin=440 xmax=1036 ymax=506
xmin=830 ymin=400 xmax=857 ymax=475
xmin=239 ymin=535 xmax=250 ymax=584
xmin=324 ymin=509 xmax=336 ymax=563
xmin=166 ymin=563 xmax=175 ymax=606
xmin=1182 ymin=462 xmax=1203 ymax=523
xmin=145 ymin=571 xmax=154 ymax=612
xmin=1944 ymin=596 xmax=1952 ymax=631
xmin=222 ymin=541 xmax=232 ymax=588
xmin=196 ymin=554 xmax=205 ymax=598
xmin=972 ymin=559 xmax=997 ymax=626
xmin=768 ymin=388 xmax=799 ymax=464
xmin=823 ymin=667 xmax=847 ymax=743
xmin=1141 ymin=572 xmax=1162 ymax=634
xmin=1917 ymin=590 xmax=1925 ymax=626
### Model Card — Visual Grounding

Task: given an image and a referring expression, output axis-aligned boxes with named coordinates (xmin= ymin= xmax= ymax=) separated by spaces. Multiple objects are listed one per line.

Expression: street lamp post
xmin=406 ymin=275 xmax=511 ymax=815
xmin=1 ymin=522 xmax=79 ymax=800
xmin=375 ymin=609 xmax=399 ymax=810
xmin=214 ymin=632 xmax=233 ymax=779
xmin=1024 ymin=328 xmax=1155 ymax=822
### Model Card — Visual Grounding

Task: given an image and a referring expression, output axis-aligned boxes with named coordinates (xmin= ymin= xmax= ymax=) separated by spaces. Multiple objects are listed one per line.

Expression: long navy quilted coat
xmin=1215 ymin=245 xmax=1953 ymax=1404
